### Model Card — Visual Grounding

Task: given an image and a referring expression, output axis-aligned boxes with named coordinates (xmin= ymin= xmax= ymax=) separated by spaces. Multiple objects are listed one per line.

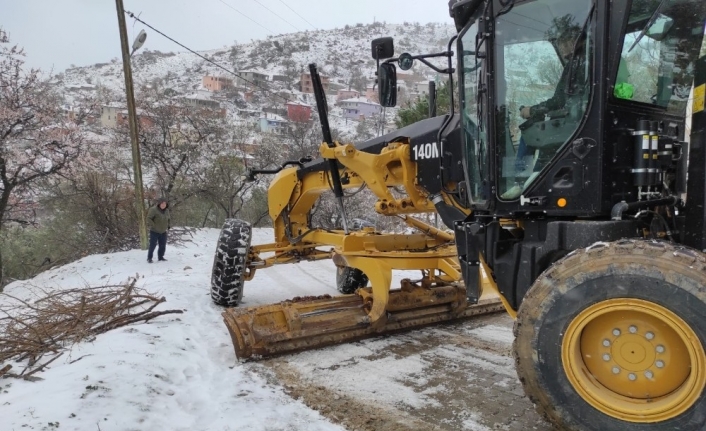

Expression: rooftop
xmin=237 ymin=70 xmax=267 ymax=76
xmin=340 ymin=97 xmax=380 ymax=105
xmin=259 ymin=112 xmax=287 ymax=122
xmin=285 ymin=100 xmax=311 ymax=107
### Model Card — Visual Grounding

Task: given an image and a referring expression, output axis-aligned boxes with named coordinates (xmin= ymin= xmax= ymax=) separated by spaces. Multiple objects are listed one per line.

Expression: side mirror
xmin=646 ymin=14 xmax=674 ymax=41
xmin=398 ymin=53 xmax=414 ymax=71
xmin=371 ymin=37 xmax=394 ymax=60
xmin=378 ymin=63 xmax=397 ymax=107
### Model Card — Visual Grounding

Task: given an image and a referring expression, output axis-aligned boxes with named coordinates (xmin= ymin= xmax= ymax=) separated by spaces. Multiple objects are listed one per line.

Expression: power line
xmin=124 ymin=10 xmax=291 ymax=104
xmin=250 ymin=0 xmax=301 ymax=32
xmin=277 ymin=0 xmax=318 ymax=30
xmin=216 ymin=0 xmax=275 ymax=34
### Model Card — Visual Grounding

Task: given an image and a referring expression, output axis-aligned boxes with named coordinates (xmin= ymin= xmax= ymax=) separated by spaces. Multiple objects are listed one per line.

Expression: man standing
xmin=147 ymin=198 xmax=170 ymax=263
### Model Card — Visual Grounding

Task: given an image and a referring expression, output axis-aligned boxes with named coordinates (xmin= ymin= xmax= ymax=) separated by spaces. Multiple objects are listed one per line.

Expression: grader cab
xmin=212 ymin=0 xmax=706 ymax=429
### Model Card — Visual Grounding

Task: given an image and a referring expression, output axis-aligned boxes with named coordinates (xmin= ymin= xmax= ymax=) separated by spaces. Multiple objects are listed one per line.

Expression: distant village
xmin=86 ymin=68 xmax=437 ymax=142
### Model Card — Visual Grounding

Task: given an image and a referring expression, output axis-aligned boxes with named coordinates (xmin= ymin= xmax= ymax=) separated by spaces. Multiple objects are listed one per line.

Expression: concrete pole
xmin=116 ymin=0 xmax=148 ymax=250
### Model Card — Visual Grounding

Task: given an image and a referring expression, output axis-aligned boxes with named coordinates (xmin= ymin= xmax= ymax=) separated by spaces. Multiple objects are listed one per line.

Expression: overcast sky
xmin=1 ymin=0 xmax=451 ymax=73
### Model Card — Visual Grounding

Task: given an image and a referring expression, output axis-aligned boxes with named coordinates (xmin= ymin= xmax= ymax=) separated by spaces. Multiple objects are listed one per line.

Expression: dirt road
xmin=248 ymin=312 xmax=554 ymax=431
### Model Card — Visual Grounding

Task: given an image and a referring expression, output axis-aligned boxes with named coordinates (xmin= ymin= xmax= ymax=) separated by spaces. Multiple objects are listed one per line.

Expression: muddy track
xmin=261 ymin=361 xmax=445 ymax=431
xmin=251 ymin=313 xmax=554 ymax=431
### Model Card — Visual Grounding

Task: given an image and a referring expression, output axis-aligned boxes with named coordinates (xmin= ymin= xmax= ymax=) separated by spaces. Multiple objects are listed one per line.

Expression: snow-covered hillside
xmin=58 ymin=22 xmax=455 ymax=96
xmin=53 ymin=21 xmax=456 ymax=140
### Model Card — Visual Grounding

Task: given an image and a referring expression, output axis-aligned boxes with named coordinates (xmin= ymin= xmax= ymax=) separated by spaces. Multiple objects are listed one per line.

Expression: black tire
xmin=336 ymin=266 xmax=369 ymax=294
xmin=514 ymin=239 xmax=706 ymax=431
xmin=211 ymin=219 xmax=252 ymax=307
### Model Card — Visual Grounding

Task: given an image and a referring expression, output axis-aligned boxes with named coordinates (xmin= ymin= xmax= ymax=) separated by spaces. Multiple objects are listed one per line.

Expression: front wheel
xmin=514 ymin=239 xmax=706 ymax=431
xmin=211 ymin=219 xmax=252 ymax=307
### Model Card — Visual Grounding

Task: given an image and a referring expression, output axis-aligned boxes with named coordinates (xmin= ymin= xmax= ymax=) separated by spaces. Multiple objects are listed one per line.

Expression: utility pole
xmin=115 ymin=0 xmax=148 ymax=250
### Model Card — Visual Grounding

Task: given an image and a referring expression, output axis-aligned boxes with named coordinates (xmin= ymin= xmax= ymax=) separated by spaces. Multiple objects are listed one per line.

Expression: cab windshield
xmin=493 ymin=0 xmax=593 ymax=200
xmin=613 ymin=0 xmax=706 ymax=115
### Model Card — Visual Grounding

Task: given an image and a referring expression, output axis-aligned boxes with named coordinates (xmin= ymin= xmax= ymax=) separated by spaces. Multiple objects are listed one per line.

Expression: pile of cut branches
xmin=0 ymin=277 xmax=183 ymax=380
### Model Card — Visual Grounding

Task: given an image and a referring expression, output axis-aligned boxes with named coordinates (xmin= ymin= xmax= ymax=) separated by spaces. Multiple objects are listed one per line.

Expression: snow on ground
xmin=278 ymin=336 xmax=441 ymax=410
xmin=0 ymin=228 xmax=348 ymax=431
xmin=1 ymin=227 xmax=519 ymax=431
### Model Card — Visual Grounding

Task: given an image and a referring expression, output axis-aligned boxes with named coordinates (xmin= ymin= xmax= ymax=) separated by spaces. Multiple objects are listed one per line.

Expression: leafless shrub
xmin=0 ymin=277 xmax=183 ymax=380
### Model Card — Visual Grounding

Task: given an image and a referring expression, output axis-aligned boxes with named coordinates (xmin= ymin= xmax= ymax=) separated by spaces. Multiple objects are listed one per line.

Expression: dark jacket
xmin=147 ymin=199 xmax=171 ymax=234
xmin=528 ymin=54 xmax=586 ymax=119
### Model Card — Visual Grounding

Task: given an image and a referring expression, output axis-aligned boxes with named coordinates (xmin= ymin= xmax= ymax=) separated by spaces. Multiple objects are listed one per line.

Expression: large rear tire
xmin=211 ymin=219 xmax=252 ymax=307
xmin=514 ymin=239 xmax=706 ymax=431
xmin=336 ymin=266 xmax=369 ymax=294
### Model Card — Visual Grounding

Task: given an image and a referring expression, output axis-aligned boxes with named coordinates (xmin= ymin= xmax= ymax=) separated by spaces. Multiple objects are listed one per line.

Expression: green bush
xmin=1 ymin=217 xmax=92 ymax=286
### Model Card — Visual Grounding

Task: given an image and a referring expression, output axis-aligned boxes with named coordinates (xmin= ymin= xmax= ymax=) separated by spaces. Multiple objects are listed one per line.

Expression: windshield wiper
xmin=628 ymin=0 xmax=668 ymax=53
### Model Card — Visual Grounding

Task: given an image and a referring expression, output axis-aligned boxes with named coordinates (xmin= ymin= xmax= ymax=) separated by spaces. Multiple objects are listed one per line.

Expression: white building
xmin=339 ymin=97 xmax=382 ymax=121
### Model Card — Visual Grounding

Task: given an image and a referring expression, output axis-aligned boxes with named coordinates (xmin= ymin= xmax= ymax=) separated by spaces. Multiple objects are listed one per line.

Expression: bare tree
xmin=0 ymin=35 xmax=84 ymax=285
xmin=355 ymin=112 xmax=387 ymax=141
xmin=228 ymin=41 xmax=242 ymax=71
xmin=251 ymin=132 xmax=288 ymax=168
xmin=281 ymin=58 xmax=300 ymax=90
xmin=194 ymin=153 xmax=263 ymax=221
xmin=347 ymin=62 xmax=366 ymax=92
xmin=286 ymin=117 xmax=320 ymax=160
xmin=190 ymin=121 xmax=267 ymax=222
xmin=283 ymin=114 xmax=345 ymax=162
xmin=125 ymin=87 xmax=228 ymax=207
xmin=41 ymin=139 xmax=139 ymax=254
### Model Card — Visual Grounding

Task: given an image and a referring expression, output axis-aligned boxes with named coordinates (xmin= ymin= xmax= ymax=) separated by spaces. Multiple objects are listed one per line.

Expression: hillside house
xmin=61 ymin=104 xmax=95 ymax=125
xmin=237 ymin=109 xmax=260 ymax=121
xmin=116 ymin=108 xmax=156 ymax=129
xmin=202 ymin=75 xmax=233 ymax=92
xmin=258 ymin=113 xmax=289 ymax=135
xmin=414 ymin=81 xmax=432 ymax=96
xmin=182 ymin=91 xmax=224 ymax=115
xmin=285 ymin=101 xmax=312 ymax=122
xmin=100 ymin=104 xmax=123 ymax=128
xmin=415 ymin=77 xmax=450 ymax=96
xmin=336 ymin=89 xmax=359 ymax=103
xmin=326 ymin=82 xmax=345 ymax=95
xmin=300 ymin=72 xmax=330 ymax=94
xmin=340 ymin=97 xmax=382 ymax=121
xmin=263 ymin=107 xmax=287 ymax=117
xmin=277 ymin=90 xmax=298 ymax=101
xmin=364 ymin=86 xmax=379 ymax=103
xmin=66 ymin=83 xmax=96 ymax=92
xmin=236 ymin=70 xmax=268 ymax=88
xmin=396 ymin=70 xmax=427 ymax=84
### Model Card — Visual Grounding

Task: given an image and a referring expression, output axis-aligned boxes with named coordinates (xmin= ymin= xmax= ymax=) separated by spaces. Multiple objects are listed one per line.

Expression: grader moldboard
xmin=211 ymin=0 xmax=706 ymax=429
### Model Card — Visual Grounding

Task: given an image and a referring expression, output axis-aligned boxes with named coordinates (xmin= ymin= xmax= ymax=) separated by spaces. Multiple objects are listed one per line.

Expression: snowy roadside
xmin=1 ymin=228 xmax=539 ymax=431
xmin=0 ymin=228 xmax=345 ymax=431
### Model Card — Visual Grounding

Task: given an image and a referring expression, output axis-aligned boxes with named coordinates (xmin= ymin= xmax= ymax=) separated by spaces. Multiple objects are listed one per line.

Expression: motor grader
xmin=211 ymin=0 xmax=706 ymax=429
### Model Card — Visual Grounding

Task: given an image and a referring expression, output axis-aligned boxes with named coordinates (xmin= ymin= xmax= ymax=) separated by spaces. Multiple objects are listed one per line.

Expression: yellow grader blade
xmin=223 ymin=281 xmax=505 ymax=360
